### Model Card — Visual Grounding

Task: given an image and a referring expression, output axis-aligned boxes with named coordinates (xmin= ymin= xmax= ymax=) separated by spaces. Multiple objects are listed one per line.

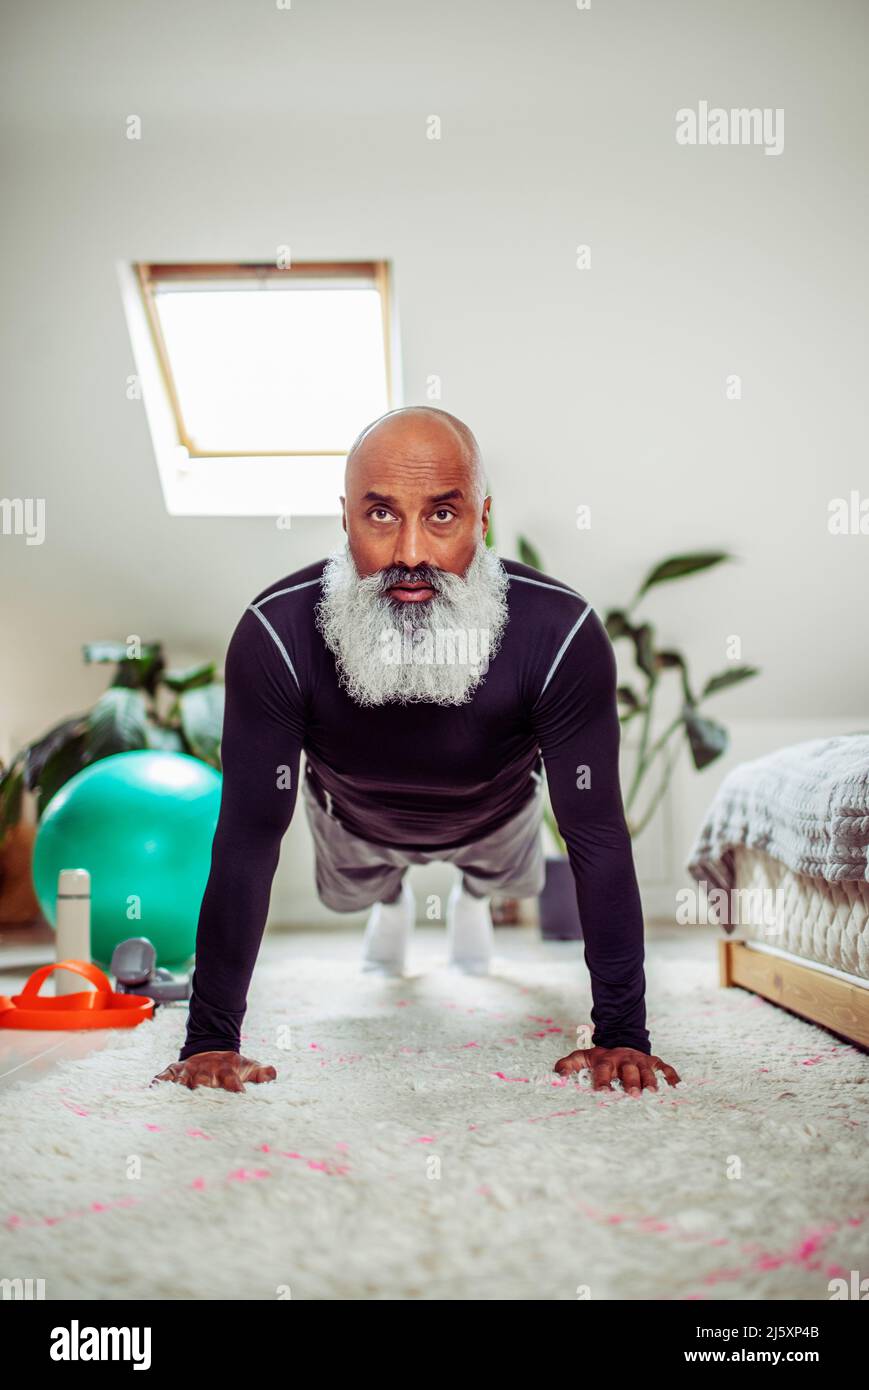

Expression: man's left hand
xmin=553 ymin=1045 xmax=680 ymax=1095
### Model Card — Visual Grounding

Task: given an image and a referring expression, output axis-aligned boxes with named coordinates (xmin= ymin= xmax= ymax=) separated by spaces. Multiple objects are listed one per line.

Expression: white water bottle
xmin=55 ymin=868 xmax=91 ymax=995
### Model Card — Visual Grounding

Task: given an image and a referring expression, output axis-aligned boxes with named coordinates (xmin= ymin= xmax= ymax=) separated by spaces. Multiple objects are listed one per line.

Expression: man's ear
xmin=481 ymin=496 xmax=492 ymax=540
xmin=340 ymin=495 xmax=347 ymax=533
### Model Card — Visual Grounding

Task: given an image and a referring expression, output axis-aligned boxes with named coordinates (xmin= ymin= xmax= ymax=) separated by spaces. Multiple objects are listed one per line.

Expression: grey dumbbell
xmin=110 ymin=937 xmax=192 ymax=1004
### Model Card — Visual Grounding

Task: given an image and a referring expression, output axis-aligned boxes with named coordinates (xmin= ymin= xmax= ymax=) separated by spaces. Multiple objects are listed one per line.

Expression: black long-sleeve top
xmin=178 ymin=556 xmax=650 ymax=1061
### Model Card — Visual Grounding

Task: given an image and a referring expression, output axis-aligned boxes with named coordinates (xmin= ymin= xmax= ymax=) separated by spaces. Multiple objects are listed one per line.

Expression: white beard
xmin=314 ymin=539 xmax=510 ymax=707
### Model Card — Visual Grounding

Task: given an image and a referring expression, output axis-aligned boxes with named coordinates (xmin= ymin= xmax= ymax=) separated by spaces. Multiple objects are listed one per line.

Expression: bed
xmin=685 ymin=733 xmax=869 ymax=1048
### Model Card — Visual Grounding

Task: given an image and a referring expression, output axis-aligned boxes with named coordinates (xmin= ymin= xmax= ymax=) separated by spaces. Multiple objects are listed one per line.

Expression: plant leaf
xmin=701 ymin=665 xmax=761 ymax=699
xmin=162 ymin=663 xmax=218 ymax=693
xmin=0 ymin=764 xmax=24 ymax=840
xmin=682 ymin=707 xmax=729 ymax=770
xmin=484 ymin=490 xmax=495 ymax=550
xmin=144 ymin=722 xmax=186 ymax=753
xmin=34 ymin=730 xmax=91 ymax=818
xmin=179 ymin=684 xmax=224 ymax=766
xmin=83 ymin=641 xmax=165 ymax=695
xmin=605 ymin=610 xmax=657 ymax=681
xmin=616 ymin=685 xmax=642 ymax=712
xmin=633 ymin=622 xmax=657 ymax=680
xmin=604 ymin=609 xmax=632 ymax=641
xmin=517 ymin=535 xmax=543 ymax=571
xmin=654 ymin=649 xmax=684 ymax=670
xmin=636 ymin=552 xmax=731 ymax=599
xmin=86 ymin=688 xmax=150 ymax=760
xmin=22 ymin=716 xmax=89 ymax=791
xmin=655 ymin=649 xmax=695 ymax=705
xmin=113 ymin=651 xmax=165 ymax=695
xmin=83 ymin=641 xmax=141 ymax=664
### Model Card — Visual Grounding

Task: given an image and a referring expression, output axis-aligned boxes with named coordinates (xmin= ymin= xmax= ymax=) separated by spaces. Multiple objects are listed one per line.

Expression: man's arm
xmin=178 ymin=605 xmax=305 ymax=1061
xmin=530 ymin=602 xmax=651 ymax=1055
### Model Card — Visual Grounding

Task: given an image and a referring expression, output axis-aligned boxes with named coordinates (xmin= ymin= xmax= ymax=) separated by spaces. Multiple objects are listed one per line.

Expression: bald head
xmin=345 ymin=406 xmax=486 ymax=506
xmin=340 ymin=406 xmax=491 ymax=584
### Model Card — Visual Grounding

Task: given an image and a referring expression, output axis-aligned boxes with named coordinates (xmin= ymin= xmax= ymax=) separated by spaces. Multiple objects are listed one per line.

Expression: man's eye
xmin=370 ymin=508 xmax=392 ymax=521
xmin=432 ymin=509 xmax=455 ymax=522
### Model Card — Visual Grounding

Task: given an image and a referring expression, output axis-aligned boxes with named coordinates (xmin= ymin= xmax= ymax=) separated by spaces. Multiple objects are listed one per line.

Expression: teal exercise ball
xmin=33 ymin=750 xmax=222 ymax=969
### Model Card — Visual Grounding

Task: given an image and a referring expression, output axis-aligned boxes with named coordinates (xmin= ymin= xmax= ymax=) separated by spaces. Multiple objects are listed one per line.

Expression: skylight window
xmin=119 ymin=260 xmax=398 ymax=518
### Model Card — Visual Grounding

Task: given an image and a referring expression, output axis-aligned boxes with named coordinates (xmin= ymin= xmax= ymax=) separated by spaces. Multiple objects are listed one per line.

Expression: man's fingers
xmin=150 ymin=1065 xmax=179 ymax=1086
xmin=151 ymin=1054 xmax=274 ymax=1093
xmin=245 ymin=1065 xmax=277 ymax=1084
xmin=655 ymin=1060 xmax=681 ymax=1087
xmin=553 ymin=1050 xmax=588 ymax=1076
xmin=185 ymin=1064 xmax=216 ymax=1089
xmin=238 ymin=1056 xmax=277 ymax=1084
xmin=591 ymin=1061 xmax=615 ymax=1092
xmin=552 ymin=1049 xmax=681 ymax=1095
xmin=219 ymin=1070 xmax=246 ymax=1093
xmin=193 ymin=1064 xmax=245 ymax=1092
xmin=619 ymin=1062 xmax=642 ymax=1096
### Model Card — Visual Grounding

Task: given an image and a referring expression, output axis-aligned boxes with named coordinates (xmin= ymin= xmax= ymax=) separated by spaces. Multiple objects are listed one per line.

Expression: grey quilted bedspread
xmin=685 ymin=733 xmax=869 ymax=889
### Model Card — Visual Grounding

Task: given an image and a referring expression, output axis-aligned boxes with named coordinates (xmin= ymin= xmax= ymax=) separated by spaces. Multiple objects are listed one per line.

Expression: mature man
xmin=154 ymin=407 xmax=679 ymax=1096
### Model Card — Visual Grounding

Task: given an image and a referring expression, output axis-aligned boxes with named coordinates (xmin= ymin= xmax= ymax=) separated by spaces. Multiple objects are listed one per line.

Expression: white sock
xmin=446 ymin=880 xmax=493 ymax=974
xmin=361 ymin=877 xmax=415 ymax=975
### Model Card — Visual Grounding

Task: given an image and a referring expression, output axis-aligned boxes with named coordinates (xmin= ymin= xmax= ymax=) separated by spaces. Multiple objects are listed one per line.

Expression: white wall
xmin=1 ymin=0 xmax=867 ymax=926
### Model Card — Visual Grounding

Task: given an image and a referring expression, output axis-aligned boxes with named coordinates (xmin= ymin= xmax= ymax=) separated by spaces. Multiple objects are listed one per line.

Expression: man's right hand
xmin=150 ymin=1051 xmax=277 ymax=1093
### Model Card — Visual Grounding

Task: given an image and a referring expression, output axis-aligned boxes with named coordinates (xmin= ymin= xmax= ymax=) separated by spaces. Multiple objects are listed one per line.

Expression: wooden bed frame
xmin=719 ymin=938 xmax=869 ymax=1049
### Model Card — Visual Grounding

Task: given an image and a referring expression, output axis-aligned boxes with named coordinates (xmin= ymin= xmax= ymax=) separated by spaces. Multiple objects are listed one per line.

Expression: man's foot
xmin=361 ymin=877 xmax=415 ymax=975
xmin=446 ymin=880 xmax=493 ymax=975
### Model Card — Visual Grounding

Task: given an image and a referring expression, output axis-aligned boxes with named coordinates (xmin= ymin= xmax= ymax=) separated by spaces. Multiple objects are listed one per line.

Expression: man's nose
xmin=392 ymin=520 xmax=431 ymax=571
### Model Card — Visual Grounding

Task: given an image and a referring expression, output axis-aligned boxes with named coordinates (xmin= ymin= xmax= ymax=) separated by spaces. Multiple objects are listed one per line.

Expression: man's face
xmin=340 ymin=424 xmax=490 ymax=603
xmin=316 ymin=418 xmax=507 ymax=708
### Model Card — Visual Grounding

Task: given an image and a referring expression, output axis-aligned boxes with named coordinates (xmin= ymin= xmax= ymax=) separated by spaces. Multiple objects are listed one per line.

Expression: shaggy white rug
xmin=2 ymin=929 xmax=868 ymax=1301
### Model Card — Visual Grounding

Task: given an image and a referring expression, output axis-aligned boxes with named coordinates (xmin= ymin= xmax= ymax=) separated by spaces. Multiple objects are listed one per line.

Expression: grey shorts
xmin=301 ymin=767 xmax=546 ymax=912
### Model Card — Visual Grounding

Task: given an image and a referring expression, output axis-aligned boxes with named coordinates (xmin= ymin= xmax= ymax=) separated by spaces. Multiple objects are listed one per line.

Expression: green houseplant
xmin=0 ymin=641 xmax=225 ymax=856
xmin=510 ymin=538 xmax=760 ymax=939
xmin=513 ymin=539 xmax=759 ymax=851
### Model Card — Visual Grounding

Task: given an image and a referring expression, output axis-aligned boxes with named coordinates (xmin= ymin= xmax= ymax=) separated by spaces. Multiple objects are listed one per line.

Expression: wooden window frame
xmin=134 ymin=259 xmax=394 ymax=459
